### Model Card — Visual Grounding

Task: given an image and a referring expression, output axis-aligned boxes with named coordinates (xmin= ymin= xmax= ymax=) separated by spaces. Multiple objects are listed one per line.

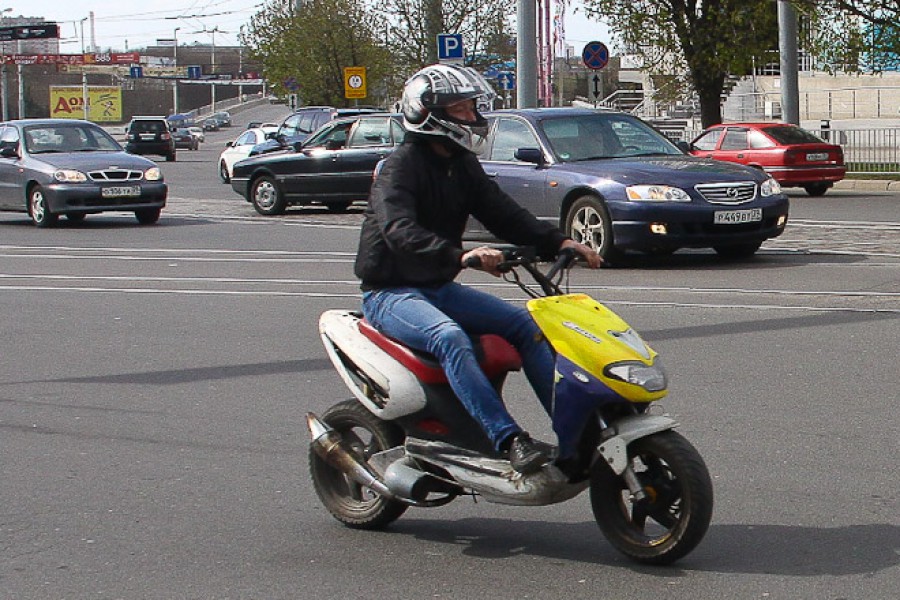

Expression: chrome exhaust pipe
xmin=306 ymin=412 xmax=398 ymax=500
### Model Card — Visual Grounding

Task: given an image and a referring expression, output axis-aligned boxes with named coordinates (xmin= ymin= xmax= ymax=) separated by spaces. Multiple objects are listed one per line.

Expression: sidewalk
xmin=833 ymin=179 xmax=900 ymax=191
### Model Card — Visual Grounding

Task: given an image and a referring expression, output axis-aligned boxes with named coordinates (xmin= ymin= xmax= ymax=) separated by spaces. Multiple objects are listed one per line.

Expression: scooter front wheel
xmin=309 ymin=399 xmax=408 ymax=529
xmin=589 ymin=430 xmax=713 ymax=565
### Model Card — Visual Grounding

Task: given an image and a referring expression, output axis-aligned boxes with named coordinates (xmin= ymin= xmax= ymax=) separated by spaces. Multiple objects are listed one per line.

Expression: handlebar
xmin=464 ymin=246 xmax=579 ymax=297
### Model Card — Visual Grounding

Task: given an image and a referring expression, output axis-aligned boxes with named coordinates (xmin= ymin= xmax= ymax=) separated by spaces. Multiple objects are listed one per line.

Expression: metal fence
xmin=676 ymin=127 xmax=900 ymax=175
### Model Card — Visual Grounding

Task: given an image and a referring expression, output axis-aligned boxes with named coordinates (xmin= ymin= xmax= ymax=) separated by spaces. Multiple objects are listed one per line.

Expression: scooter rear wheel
xmin=589 ymin=430 xmax=713 ymax=565
xmin=309 ymin=399 xmax=408 ymax=529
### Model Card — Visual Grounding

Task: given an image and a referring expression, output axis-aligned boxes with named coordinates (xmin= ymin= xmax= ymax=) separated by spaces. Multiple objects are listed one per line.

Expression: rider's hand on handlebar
xmin=560 ymin=239 xmax=603 ymax=269
xmin=461 ymin=246 xmax=506 ymax=277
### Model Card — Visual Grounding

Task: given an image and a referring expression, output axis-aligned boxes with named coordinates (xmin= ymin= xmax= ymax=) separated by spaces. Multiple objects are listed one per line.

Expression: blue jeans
xmin=362 ymin=282 xmax=554 ymax=450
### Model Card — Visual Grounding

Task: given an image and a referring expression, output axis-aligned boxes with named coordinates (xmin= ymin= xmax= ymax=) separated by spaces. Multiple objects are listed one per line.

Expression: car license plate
xmin=101 ymin=185 xmax=141 ymax=198
xmin=806 ymin=152 xmax=829 ymax=161
xmin=714 ymin=208 xmax=762 ymax=224
xmin=139 ymin=133 xmax=156 ymax=140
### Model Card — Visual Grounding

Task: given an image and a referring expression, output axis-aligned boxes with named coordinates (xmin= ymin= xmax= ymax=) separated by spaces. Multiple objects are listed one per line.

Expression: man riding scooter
xmin=353 ymin=63 xmax=602 ymax=474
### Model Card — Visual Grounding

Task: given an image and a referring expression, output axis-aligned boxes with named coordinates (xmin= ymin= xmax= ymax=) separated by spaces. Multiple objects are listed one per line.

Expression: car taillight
xmin=161 ymin=133 xmax=171 ymax=140
xmin=783 ymin=148 xmax=800 ymax=165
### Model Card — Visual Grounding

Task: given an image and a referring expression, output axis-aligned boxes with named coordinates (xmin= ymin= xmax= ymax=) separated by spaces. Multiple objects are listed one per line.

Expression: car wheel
xmin=219 ymin=161 xmax=231 ymax=183
xmin=135 ymin=208 xmax=161 ymax=225
xmin=804 ymin=182 xmax=830 ymax=196
xmin=251 ymin=175 xmax=287 ymax=215
xmin=713 ymin=241 xmax=762 ymax=259
xmin=565 ymin=195 xmax=621 ymax=262
xmin=326 ymin=201 xmax=352 ymax=213
xmin=166 ymin=151 xmax=176 ymax=162
xmin=28 ymin=185 xmax=58 ymax=228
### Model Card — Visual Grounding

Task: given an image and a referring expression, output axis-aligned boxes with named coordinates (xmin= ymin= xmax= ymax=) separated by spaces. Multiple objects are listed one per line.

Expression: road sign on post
xmin=344 ymin=66 xmax=367 ymax=99
xmin=437 ymin=33 xmax=464 ymax=64
xmin=496 ymin=72 xmax=515 ymax=90
xmin=582 ymin=41 xmax=610 ymax=70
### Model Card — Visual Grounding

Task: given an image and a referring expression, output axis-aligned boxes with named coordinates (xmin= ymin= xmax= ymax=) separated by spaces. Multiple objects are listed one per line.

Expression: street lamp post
xmin=173 ymin=27 xmax=180 ymax=114
xmin=0 ymin=7 xmax=12 ymax=120
xmin=80 ymin=17 xmax=89 ymax=120
xmin=209 ymin=27 xmax=219 ymax=112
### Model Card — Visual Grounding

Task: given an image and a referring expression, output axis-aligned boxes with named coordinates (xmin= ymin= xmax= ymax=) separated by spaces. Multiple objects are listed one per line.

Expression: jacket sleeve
xmin=465 ymin=153 xmax=568 ymax=259
xmin=370 ymin=149 xmax=465 ymax=269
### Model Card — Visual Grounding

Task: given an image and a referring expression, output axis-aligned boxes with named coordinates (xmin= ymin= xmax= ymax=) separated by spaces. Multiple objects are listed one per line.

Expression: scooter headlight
xmin=604 ymin=360 xmax=667 ymax=392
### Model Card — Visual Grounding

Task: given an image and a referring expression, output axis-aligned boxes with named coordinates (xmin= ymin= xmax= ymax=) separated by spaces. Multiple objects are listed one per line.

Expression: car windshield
xmin=540 ymin=113 xmax=682 ymax=162
xmin=762 ymin=125 xmax=825 ymax=145
xmin=24 ymin=124 xmax=121 ymax=154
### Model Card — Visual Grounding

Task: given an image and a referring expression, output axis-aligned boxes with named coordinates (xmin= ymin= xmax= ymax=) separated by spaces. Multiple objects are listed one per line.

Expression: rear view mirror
xmin=515 ymin=148 xmax=545 ymax=166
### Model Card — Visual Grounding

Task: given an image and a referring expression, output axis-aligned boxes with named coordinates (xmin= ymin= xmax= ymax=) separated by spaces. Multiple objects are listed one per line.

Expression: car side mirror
xmin=675 ymin=140 xmax=692 ymax=154
xmin=514 ymin=147 xmax=545 ymax=166
xmin=225 ymin=141 xmax=234 ymax=147
xmin=0 ymin=145 xmax=18 ymax=158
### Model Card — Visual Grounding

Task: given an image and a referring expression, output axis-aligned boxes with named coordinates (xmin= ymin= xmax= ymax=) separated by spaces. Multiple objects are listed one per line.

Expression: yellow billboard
xmin=49 ymin=86 xmax=122 ymax=122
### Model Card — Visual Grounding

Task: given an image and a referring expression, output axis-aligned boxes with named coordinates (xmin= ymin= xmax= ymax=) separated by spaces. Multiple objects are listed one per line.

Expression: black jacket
xmin=355 ymin=134 xmax=567 ymax=289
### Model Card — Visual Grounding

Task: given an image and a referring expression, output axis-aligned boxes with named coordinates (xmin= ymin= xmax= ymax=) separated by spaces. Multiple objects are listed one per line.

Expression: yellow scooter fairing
xmin=527 ymin=293 xmax=667 ymax=403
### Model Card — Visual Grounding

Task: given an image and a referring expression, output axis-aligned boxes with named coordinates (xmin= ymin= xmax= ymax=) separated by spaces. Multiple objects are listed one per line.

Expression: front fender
xmin=598 ymin=414 xmax=677 ymax=475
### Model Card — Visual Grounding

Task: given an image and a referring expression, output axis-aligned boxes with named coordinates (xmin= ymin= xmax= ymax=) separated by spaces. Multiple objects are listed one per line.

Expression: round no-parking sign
xmin=582 ymin=41 xmax=610 ymax=70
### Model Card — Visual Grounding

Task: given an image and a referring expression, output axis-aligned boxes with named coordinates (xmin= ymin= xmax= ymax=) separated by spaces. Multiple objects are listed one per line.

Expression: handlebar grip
xmin=462 ymin=255 xmax=482 ymax=268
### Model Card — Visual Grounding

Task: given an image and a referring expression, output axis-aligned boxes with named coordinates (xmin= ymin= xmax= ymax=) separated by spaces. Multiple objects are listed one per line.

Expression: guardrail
xmin=677 ymin=128 xmax=900 ymax=175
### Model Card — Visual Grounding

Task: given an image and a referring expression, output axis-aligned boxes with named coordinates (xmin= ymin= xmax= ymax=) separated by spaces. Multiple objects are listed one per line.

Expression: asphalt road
xmin=1 ymin=103 xmax=898 ymax=599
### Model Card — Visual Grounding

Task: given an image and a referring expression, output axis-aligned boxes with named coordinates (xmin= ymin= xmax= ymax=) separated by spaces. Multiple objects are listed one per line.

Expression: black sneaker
xmin=508 ymin=432 xmax=548 ymax=474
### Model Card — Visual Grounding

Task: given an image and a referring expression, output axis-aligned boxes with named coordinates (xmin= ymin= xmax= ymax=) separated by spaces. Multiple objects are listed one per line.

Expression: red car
xmin=689 ymin=122 xmax=846 ymax=196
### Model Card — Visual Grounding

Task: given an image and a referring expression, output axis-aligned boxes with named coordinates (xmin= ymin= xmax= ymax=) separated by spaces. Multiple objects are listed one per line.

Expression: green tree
xmin=581 ymin=0 xmax=900 ymax=127
xmin=581 ymin=0 xmax=778 ymax=127
xmin=794 ymin=1 xmax=900 ymax=72
xmin=241 ymin=0 xmax=393 ymax=106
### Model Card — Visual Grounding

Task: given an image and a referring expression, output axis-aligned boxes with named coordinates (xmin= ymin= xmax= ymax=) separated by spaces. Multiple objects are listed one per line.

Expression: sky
xmin=6 ymin=0 xmax=612 ymax=54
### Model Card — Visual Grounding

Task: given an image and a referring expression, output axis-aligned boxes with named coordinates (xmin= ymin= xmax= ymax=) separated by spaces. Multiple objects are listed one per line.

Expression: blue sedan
xmin=475 ymin=108 xmax=789 ymax=260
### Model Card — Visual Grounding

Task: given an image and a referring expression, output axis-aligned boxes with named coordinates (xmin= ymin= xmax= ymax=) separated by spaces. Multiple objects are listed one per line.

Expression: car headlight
xmin=53 ymin=169 xmax=87 ymax=183
xmin=604 ymin=360 xmax=668 ymax=392
xmin=144 ymin=167 xmax=162 ymax=181
xmin=760 ymin=177 xmax=782 ymax=197
xmin=625 ymin=185 xmax=691 ymax=202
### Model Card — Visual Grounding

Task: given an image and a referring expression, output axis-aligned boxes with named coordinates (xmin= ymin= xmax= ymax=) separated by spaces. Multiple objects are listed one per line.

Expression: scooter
xmin=307 ymin=248 xmax=713 ymax=565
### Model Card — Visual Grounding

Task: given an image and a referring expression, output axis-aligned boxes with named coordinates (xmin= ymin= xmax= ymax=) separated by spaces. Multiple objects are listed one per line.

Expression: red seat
xmin=358 ymin=320 xmax=522 ymax=384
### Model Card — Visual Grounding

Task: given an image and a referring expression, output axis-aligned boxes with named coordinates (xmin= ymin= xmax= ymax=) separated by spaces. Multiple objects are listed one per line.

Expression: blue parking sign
xmin=437 ymin=33 xmax=464 ymax=62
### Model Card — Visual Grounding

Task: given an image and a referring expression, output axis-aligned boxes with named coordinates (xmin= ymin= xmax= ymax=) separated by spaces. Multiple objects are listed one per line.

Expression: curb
xmin=833 ymin=179 xmax=900 ymax=191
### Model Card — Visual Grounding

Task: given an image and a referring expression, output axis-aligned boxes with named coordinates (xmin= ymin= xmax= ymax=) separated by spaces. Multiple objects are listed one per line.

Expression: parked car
xmin=0 ymin=118 xmax=167 ymax=227
xmin=688 ymin=122 xmax=846 ymax=196
xmin=230 ymin=114 xmax=405 ymax=214
xmin=471 ymin=108 xmax=789 ymax=261
xmin=218 ymin=125 xmax=279 ymax=183
xmin=172 ymin=127 xmax=199 ymax=150
xmin=125 ymin=116 xmax=176 ymax=161
xmin=187 ymin=126 xmax=205 ymax=143
xmin=249 ymin=106 xmax=383 ymax=157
